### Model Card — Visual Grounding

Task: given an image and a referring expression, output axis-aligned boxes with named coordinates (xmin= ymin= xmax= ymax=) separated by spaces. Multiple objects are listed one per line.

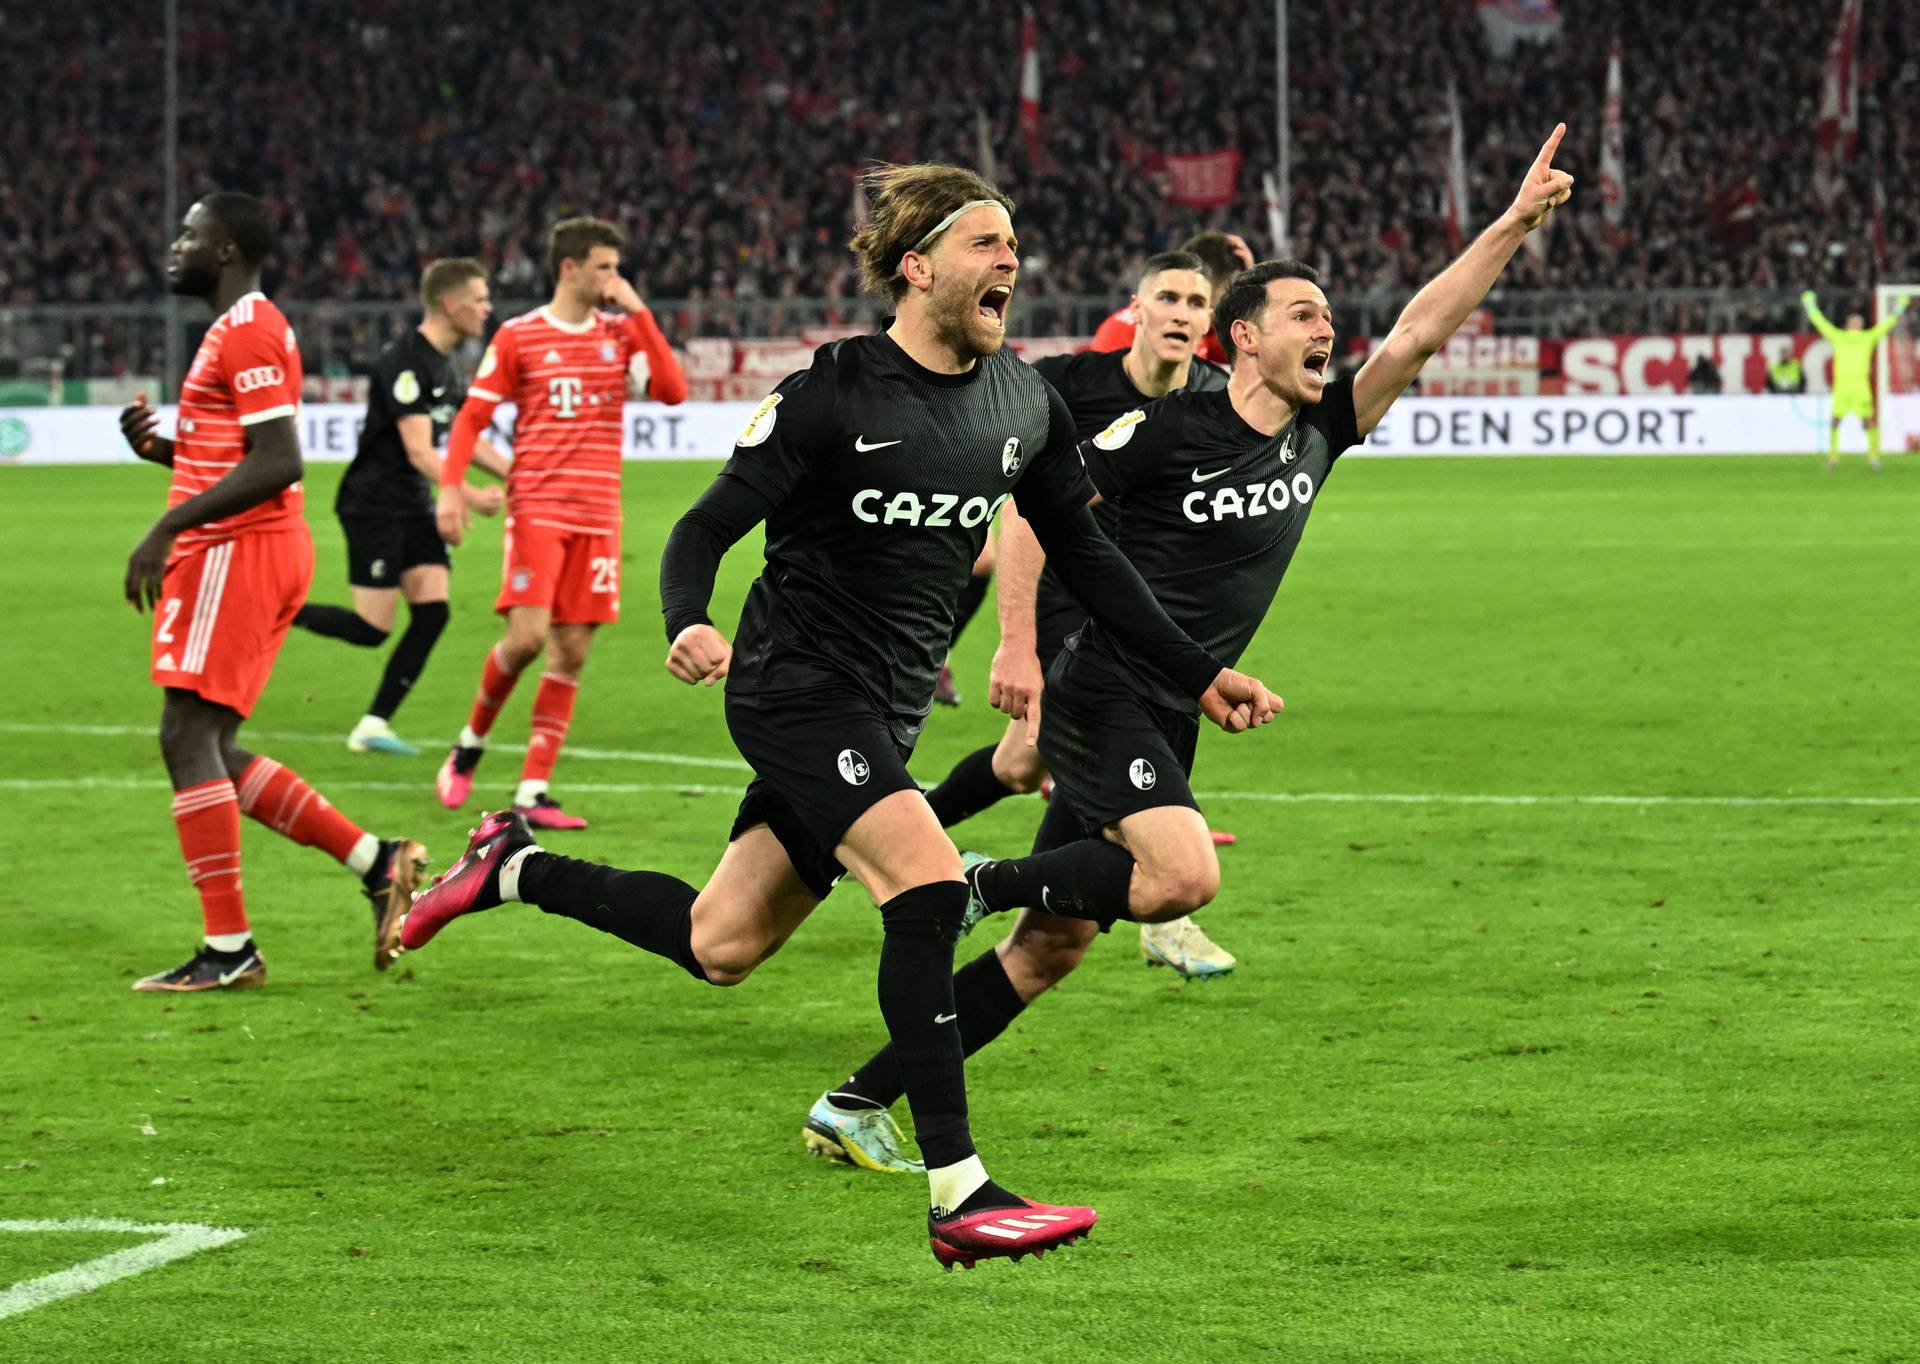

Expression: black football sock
xmin=923 ymin=743 xmax=1015 ymax=828
xmin=368 ymin=601 xmax=448 ymax=721
xmin=972 ymin=837 xmax=1137 ymax=930
xmin=517 ymin=852 xmax=708 ymax=982
xmin=876 ymin=882 xmax=974 ymax=1171
xmin=836 ymin=945 xmax=1029 ymax=1110
xmin=293 ymin=603 xmax=389 ymax=647
xmin=948 ymin=571 xmax=992 ymax=649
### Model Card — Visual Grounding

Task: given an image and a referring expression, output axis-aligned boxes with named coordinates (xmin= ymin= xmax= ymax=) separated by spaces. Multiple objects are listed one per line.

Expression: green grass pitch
xmin=3 ymin=454 xmax=1918 ymax=1361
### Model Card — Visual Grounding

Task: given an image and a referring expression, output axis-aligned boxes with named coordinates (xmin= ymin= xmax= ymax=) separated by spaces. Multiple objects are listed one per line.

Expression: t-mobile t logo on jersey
xmin=548 ymin=376 xmax=584 ymax=418
xmin=837 ymin=749 xmax=870 ymax=785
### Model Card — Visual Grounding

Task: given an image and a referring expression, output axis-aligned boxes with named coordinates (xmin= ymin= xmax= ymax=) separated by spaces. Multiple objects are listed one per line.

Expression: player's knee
xmin=692 ymin=953 xmax=756 ymax=987
xmin=408 ymin=600 xmax=450 ymax=640
xmin=1136 ymin=862 xmax=1219 ymax=922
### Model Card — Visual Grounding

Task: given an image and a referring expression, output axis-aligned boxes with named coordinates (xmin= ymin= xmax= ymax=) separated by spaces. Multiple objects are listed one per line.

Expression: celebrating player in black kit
xmin=914 ymin=249 xmax=1244 ymax=983
xmin=808 ymin=126 xmax=1577 ymax=1164
xmin=294 ymin=259 xmax=508 ymax=754
xmin=400 ymin=163 xmax=1282 ymax=1269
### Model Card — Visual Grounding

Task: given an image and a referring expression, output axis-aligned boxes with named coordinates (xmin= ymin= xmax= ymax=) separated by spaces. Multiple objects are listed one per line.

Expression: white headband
xmin=902 ymin=199 xmax=1006 ymax=265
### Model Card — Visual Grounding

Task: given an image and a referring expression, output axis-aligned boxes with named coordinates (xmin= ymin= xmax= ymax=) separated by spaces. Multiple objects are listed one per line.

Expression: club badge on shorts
xmin=837 ymin=749 xmax=871 ymax=785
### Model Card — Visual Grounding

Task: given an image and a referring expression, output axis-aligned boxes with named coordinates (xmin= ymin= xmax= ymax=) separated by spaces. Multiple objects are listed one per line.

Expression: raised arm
xmin=1353 ymin=123 xmax=1575 ymax=437
xmin=1799 ymin=291 xmax=1842 ymax=341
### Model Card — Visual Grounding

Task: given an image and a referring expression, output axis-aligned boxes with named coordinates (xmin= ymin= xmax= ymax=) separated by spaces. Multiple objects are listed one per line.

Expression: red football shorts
xmin=495 ymin=516 xmax=621 ymax=624
xmin=151 ymin=528 xmax=314 ymax=716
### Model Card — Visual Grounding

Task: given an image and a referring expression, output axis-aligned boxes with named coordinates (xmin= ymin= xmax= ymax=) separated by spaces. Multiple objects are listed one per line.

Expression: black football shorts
xmin=724 ymin=680 xmax=921 ymax=899
xmin=339 ymin=513 xmax=450 ymax=588
xmin=1035 ymin=645 xmax=1202 ymax=829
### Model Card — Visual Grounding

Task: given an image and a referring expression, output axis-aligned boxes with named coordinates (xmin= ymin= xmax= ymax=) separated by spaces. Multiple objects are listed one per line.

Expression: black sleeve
xmin=1014 ymin=389 xmax=1222 ymax=698
xmin=658 ymin=472 xmax=779 ymax=641
xmin=1078 ymin=396 xmax=1184 ymax=502
xmin=1304 ymin=375 xmax=1361 ymax=459
xmin=1031 ymin=351 xmax=1073 ymax=391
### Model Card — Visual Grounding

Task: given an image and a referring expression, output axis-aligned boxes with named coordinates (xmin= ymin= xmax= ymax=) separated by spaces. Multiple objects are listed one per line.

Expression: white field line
xmin=0 ymin=774 xmax=1915 ymax=809
xmin=0 ymin=1219 xmax=247 ymax=1320
xmin=4 ymin=722 xmax=1915 ymax=808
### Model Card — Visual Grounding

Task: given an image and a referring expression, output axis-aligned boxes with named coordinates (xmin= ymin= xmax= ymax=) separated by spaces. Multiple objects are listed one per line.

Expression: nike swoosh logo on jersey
xmin=431 ymin=386 xmax=447 ymax=397
xmin=934 ymin=1012 xmax=958 ymax=1024
xmin=854 ymin=435 xmax=903 ymax=452
xmin=1191 ymin=466 xmax=1234 ymax=482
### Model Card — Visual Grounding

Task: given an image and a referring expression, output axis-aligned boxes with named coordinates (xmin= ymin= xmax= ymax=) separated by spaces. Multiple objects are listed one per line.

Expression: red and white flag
xmin=1018 ymin=7 xmax=1041 ymax=159
xmin=1812 ymin=0 xmax=1861 ymax=209
xmin=1442 ymin=81 xmax=1469 ymax=252
xmin=1599 ymin=41 xmax=1626 ymax=232
xmin=1165 ymin=150 xmax=1243 ymax=208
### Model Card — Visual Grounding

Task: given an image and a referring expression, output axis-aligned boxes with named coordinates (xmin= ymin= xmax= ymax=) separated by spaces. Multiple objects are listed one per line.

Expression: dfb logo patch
xmin=837 ymin=749 xmax=871 ymax=785
xmin=1129 ymin=758 xmax=1157 ymax=791
xmin=1001 ymin=436 xmax=1022 ymax=476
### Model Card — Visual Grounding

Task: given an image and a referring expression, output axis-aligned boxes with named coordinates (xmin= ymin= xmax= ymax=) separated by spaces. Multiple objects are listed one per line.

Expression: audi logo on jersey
xmin=233 ymin=364 xmax=286 ymax=394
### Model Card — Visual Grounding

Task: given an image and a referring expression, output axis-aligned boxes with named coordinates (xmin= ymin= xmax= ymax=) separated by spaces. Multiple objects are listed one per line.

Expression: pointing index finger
xmin=1531 ymin=122 xmax=1567 ymax=177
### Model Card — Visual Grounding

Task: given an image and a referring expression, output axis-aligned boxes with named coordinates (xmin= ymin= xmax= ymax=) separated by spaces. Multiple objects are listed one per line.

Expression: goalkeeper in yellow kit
xmin=1802 ymin=290 xmax=1909 ymax=469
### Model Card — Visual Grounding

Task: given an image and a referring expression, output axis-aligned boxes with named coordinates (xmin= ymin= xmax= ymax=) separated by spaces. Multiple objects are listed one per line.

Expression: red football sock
xmin=521 ymin=671 xmax=579 ymax=783
xmin=236 ymin=756 xmax=366 ymax=864
xmin=172 ymin=779 xmax=246 ymax=938
xmin=468 ymin=643 xmax=525 ymax=739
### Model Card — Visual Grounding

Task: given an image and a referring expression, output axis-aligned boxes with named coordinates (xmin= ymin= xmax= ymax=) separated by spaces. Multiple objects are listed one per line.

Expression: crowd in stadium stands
xmin=3 ymin=0 xmax=1914 ymax=342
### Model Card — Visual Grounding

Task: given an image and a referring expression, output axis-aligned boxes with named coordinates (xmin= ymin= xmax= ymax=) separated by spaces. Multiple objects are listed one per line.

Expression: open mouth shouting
xmin=1302 ymin=346 xmax=1331 ymax=389
xmin=978 ymin=283 xmax=1012 ymax=330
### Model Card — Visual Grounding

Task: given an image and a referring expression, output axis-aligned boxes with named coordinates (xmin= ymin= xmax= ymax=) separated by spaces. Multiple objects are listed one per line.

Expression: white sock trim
xmin=345 ymin=832 xmax=380 ymax=876
xmin=498 ymin=845 xmax=540 ymax=902
xmin=458 ymin=725 xmax=487 ymax=750
xmin=513 ymin=778 xmax=549 ymax=807
xmin=204 ymin=932 xmax=250 ymax=953
xmin=928 ymin=1154 xmax=989 ymax=1216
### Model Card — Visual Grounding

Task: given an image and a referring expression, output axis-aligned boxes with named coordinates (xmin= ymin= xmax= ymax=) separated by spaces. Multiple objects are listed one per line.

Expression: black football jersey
xmin=1068 ymin=376 xmax=1362 ymax=711
xmin=337 ymin=329 xmax=463 ymax=518
xmin=717 ymin=332 xmax=1092 ymax=747
xmin=1029 ymin=349 xmax=1227 ymax=626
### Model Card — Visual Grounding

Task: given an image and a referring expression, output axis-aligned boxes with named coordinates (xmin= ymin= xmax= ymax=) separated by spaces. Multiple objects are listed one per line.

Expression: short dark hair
xmin=1213 ymin=259 xmax=1321 ymax=359
xmin=198 ymin=191 xmax=277 ymax=267
xmin=421 ymin=257 xmax=487 ymax=309
xmin=1136 ymin=250 xmax=1208 ymax=292
xmin=548 ymin=217 xmax=625 ymax=279
xmin=1180 ymin=230 xmax=1247 ymax=288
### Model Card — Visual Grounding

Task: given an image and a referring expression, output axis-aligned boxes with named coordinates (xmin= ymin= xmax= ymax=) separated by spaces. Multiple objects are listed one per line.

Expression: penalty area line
xmin=1 ymin=775 xmax=1917 ymax=808
xmin=0 ymin=1219 xmax=247 ymax=1320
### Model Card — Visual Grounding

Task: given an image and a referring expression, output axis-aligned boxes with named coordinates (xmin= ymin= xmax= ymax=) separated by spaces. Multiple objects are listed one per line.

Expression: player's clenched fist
xmin=1197 ymin=667 xmax=1283 ymax=734
xmin=666 ymin=623 xmax=732 ymax=686
xmin=120 ymin=389 xmax=163 ymax=462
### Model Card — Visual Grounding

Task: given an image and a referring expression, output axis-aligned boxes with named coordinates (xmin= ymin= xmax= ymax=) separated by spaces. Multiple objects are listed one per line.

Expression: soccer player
xmin=933 ymin=539 xmax=995 ymax=708
xmin=807 ymin=127 xmax=1575 ymax=1171
xmin=1801 ymin=290 xmax=1908 ymax=470
xmin=1088 ymin=229 xmax=1255 ymax=362
xmin=914 ymin=248 xmax=1241 ymax=983
xmin=118 ymin=192 xmax=426 ymax=990
xmin=401 ymin=163 xmax=1281 ymax=1268
xmin=433 ymin=218 xmax=688 ymax=830
xmin=293 ymin=258 xmax=508 ymax=754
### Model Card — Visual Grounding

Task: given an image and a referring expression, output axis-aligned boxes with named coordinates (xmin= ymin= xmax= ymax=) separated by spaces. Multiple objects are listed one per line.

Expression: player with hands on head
xmin=808 ymin=125 xmax=1575 ymax=1165
xmin=432 ymin=217 xmax=687 ymax=831
xmin=401 ymin=162 xmax=1277 ymax=1270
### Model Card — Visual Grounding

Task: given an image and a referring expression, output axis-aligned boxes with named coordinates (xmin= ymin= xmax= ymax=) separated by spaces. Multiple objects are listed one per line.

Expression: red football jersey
xmin=169 ymin=291 xmax=305 ymax=555
xmin=462 ymin=306 xmax=676 ymax=534
xmin=1088 ymin=304 xmax=1229 ymax=365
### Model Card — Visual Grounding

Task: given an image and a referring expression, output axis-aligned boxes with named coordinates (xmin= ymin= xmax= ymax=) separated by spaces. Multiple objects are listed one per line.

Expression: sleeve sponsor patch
xmin=476 ymin=345 xmax=498 ymax=378
xmin=1092 ymin=408 xmax=1146 ymax=450
xmin=736 ymin=391 xmax=782 ymax=447
xmin=392 ymin=369 xmax=420 ymax=404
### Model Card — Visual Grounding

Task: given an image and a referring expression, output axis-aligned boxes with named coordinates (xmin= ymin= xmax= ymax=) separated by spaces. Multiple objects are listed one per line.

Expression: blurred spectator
xmin=3 ymin=0 xmax=1914 ymax=335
